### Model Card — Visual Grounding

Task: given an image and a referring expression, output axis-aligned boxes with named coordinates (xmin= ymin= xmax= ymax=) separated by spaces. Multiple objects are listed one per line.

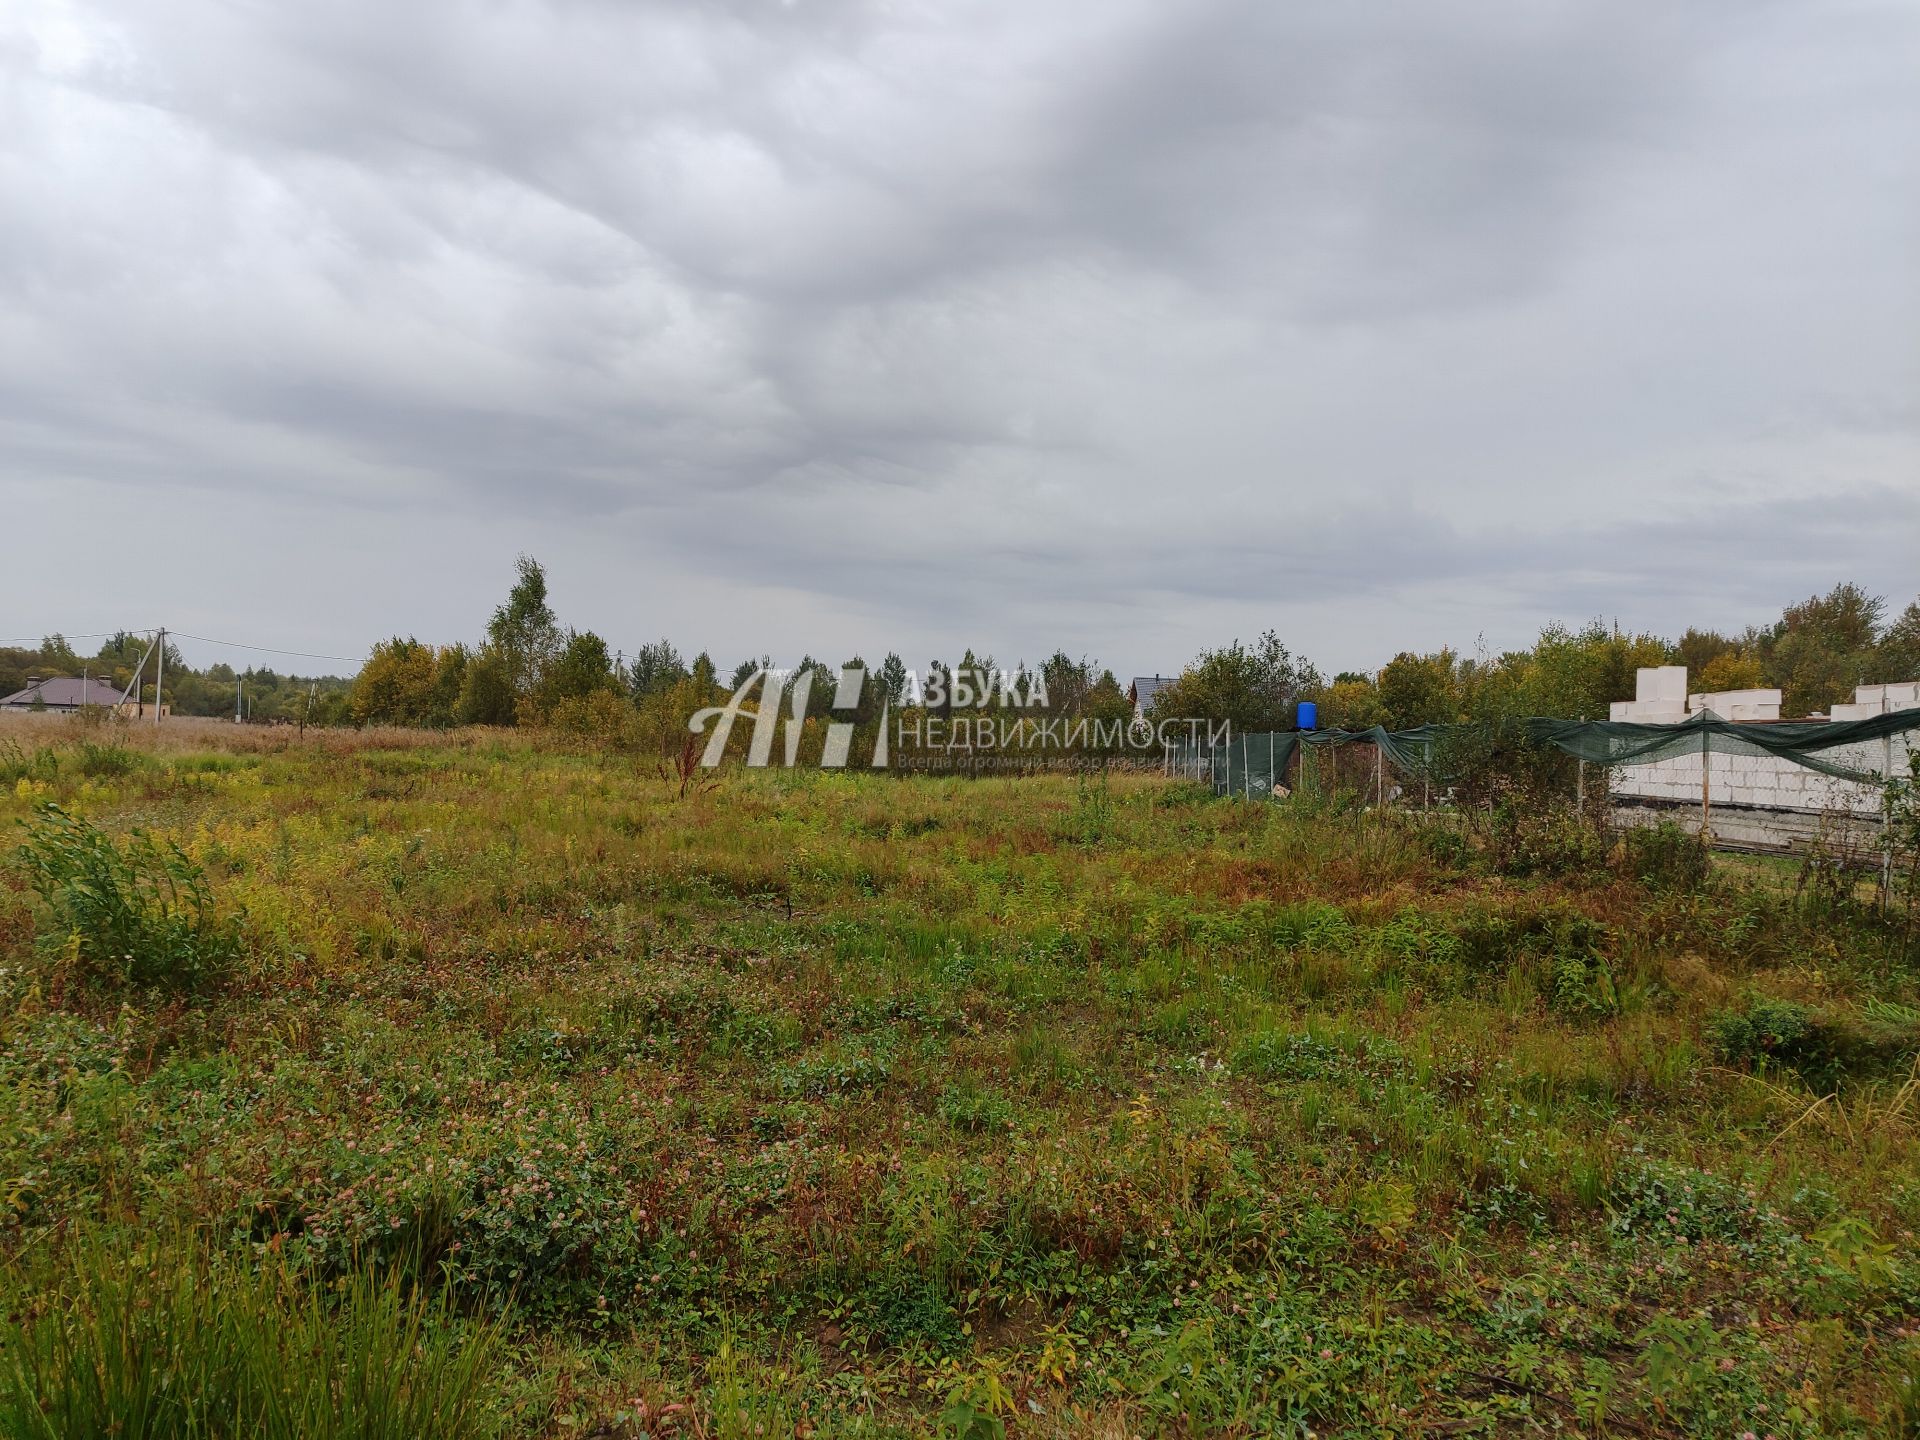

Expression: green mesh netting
xmin=1169 ymin=724 xmax=1451 ymax=797
xmin=1524 ymin=708 xmax=1920 ymax=782
xmin=1173 ymin=708 xmax=1919 ymax=798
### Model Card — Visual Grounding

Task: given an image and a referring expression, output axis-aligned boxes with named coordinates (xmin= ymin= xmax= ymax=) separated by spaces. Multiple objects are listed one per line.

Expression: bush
xmin=1486 ymin=802 xmax=1609 ymax=881
xmin=74 ymin=742 xmax=141 ymax=779
xmin=304 ymin=1097 xmax=627 ymax=1315
xmin=1710 ymin=994 xmax=1920 ymax=1086
xmin=543 ymin=689 xmax=637 ymax=747
xmin=0 ymin=740 xmax=58 ymax=786
xmin=1707 ymin=997 xmax=1817 ymax=1072
xmin=0 ymin=1234 xmax=500 ymax=1440
xmin=13 ymin=803 xmax=242 ymax=992
xmin=1620 ymin=820 xmax=1710 ymax=889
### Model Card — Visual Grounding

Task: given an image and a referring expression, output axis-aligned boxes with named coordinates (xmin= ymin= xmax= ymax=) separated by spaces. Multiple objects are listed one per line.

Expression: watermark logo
xmin=689 ymin=665 xmax=885 ymax=770
xmin=690 ymin=663 xmax=1227 ymax=770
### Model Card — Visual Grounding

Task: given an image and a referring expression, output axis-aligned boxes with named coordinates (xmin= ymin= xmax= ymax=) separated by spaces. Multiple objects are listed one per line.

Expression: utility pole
xmin=153 ymin=628 xmax=165 ymax=727
xmin=116 ymin=632 xmax=157 ymax=717
xmin=236 ymin=676 xmax=243 ymax=723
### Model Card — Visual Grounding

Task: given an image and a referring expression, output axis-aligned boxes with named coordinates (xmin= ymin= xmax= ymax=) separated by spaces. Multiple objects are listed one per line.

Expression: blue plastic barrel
xmin=1296 ymin=700 xmax=1318 ymax=731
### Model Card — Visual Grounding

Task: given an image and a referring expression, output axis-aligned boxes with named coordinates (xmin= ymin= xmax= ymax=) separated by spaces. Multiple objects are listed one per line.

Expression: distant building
xmin=0 ymin=676 xmax=133 ymax=714
xmin=1129 ymin=675 xmax=1176 ymax=717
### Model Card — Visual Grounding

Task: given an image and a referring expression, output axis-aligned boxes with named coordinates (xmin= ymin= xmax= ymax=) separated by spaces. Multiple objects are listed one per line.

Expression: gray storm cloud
xmin=2 ymin=0 xmax=1916 ymax=675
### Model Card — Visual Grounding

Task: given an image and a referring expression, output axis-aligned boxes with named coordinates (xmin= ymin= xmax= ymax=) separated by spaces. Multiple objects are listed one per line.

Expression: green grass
xmin=0 ymin=724 xmax=1917 ymax=1436
xmin=0 ymin=1233 xmax=499 ymax=1439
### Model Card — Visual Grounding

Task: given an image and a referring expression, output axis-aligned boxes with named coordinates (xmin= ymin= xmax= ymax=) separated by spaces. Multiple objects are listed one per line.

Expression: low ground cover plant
xmin=0 ymin=725 xmax=1916 ymax=1435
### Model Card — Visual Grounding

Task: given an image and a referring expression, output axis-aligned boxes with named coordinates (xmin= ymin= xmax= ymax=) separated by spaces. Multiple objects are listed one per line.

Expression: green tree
xmin=428 ymin=644 xmax=471 ymax=727
xmin=487 ymin=555 xmax=563 ymax=703
xmin=787 ymin=655 xmax=837 ymax=718
xmin=1673 ymin=628 xmax=1734 ymax=677
xmin=1514 ymin=621 xmax=1670 ymax=720
xmin=1696 ymin=649 xmax=1765 ymax=695
xmin=1761 ymin=583 xmax=1885 ymax=716
xmin=1870 ymin=599 xmax=1920 ymax=684
xmin=1149 ymin=631 xmax=1319 ymax=732
xmin=1376 ymin=650 xmax=1460 ymax=728
xmin=350 ymin=638 xmax=439 ymax=726
xmin=1318 ymin=674 xmax=1385 ymax=730
xmin=540 ymin=631 xmax=617 ymax=709
xmin=456 ymin=648 xmax=517 ymax=726
xmin=729 ymin=656 xmax=772 ymax=693
xmin=628 ymin=639 xmax=687 ymax=701
xmin=1083 ymin=670 xmax=1135 ymax=755
xmin=1038 ymin=652 xmax=1094 ymax=714
xmin=38 ymin=634 xmax=80 ymax=673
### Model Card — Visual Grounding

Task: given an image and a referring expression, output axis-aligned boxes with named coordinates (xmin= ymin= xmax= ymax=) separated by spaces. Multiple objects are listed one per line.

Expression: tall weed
xmin=13 ymin=803 xmax=242 ymax=991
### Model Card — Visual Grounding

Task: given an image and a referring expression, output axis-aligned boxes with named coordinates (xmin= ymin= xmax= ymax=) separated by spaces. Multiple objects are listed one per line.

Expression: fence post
xmin=1885 ymin=732 xmax=1896 ymax=910
xmin=1700 ymin=728 xmax=1712 ymax=843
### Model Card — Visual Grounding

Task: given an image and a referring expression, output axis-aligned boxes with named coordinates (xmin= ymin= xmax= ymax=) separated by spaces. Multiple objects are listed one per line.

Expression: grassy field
xmin=2 ymin=721 xmax=1918 ymax=1437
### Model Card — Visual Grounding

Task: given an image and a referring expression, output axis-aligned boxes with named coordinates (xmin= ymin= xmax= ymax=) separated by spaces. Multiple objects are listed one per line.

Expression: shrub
xmin=13 ymin=804 xmax=242 ymax=992
xmin=1548 ymin=948 xmax=1619 ymax=1019
xmin=1620 ymin=820 xmax=1710 ymax=890
xmin=304 ymin=1100 xmax=625 ymax=1314
xmin=1486 ymin=802 xmax=1609 ymax=881
xmin=74 ymin=742 xmax=141 ymax=779
xmin=1707 ymin=997 xmax=1817 ymax=1071
xmin=0 ymin=1234 xmax=500 ymax=1440
xmin=543 ymin=689 xmax=637 ymax=747
xmin=0 ymin=741 xmax=58 ymax=786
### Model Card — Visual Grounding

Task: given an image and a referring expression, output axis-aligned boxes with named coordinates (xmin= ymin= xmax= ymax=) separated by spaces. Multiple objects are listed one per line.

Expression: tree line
xmin=1148 ymin=582 xmax=1920 ymax=734
xmin=0 ymin=633 xmax=354 ymax=724
xmin=345 ymin=564 xmax=1917 ymax=749
xmin=10 ymin=568 xmax=1910 ymax=745
xmin=345 ymin=557 xmax=1144 ymax=757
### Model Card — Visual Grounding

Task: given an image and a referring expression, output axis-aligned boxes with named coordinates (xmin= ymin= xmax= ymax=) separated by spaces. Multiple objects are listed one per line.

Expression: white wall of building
xmin=1609 ymin=671 xmax=1915 ymax=815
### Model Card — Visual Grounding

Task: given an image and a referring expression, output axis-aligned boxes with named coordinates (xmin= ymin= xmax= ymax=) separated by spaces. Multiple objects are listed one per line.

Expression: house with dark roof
xmin=0 ymin=676 xmax=131 ymax=714
xmin=1129 ymin=675 xmax=1176 ymax=717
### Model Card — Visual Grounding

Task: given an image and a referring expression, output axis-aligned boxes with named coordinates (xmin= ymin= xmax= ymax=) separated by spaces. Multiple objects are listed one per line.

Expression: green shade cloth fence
xmin=1171 ymin=709 xmax=1920 ymax=798
xmin=1169 ymin=724 xmax=1451 ymax=798
xmin=1524 ymin=708 xmax=1920 ymax=782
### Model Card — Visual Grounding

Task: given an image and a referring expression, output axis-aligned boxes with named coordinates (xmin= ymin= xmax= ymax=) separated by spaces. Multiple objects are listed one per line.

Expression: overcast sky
xmin=3 ymin=0 xmax=1917 ymax=681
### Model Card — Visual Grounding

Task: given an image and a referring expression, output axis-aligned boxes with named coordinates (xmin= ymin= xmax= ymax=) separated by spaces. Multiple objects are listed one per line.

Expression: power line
xmin=166 ymin=631 xmax=371 ymax=666
xmin=4 ymin=627 xmax=368 ymax=666
xmin=0 ymin=629 xmax=152 ymax=647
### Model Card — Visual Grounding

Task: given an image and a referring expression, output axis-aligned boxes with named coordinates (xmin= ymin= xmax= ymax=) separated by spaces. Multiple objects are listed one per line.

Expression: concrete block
xmin=1689 ymin=688 xmax=1781 ymax=719
xmin=1622 ymin=702 xmax=1689 ymax=723
xmin=1639 ymin=666 xmax=1689 ymax=704
xmin=1843 ymin=681 xmax=1919 ymax=714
